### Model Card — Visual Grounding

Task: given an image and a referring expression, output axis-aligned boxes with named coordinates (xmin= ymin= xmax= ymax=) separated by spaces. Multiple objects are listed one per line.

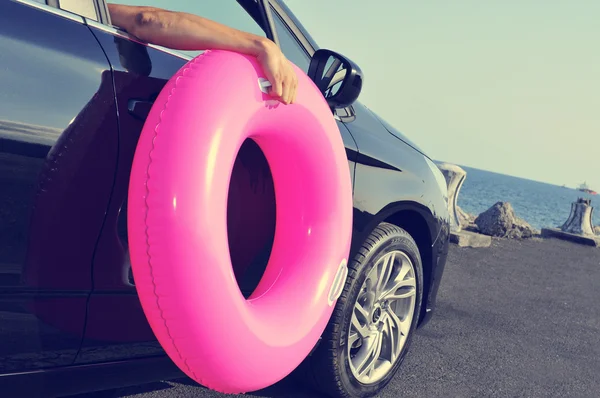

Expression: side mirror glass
xmin=308 ymin=49 xmax=363 ymax=109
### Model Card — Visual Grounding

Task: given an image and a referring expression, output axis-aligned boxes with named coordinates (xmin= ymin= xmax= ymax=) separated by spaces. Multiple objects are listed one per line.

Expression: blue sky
xmin=284 ymin=0 xmax=599 ymax=190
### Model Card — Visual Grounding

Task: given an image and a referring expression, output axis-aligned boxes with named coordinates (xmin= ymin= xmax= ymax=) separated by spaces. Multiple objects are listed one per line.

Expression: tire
xmin=298 ymin=222 xmax=424 ymax=398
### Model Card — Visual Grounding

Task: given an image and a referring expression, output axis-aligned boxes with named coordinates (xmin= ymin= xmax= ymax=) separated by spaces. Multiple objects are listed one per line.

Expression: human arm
xmin=107 ymin=3 xmax=297 ymax=104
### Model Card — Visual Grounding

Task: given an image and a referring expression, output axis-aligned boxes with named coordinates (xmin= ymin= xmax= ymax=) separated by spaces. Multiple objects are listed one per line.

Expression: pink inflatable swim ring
xmin=127 ymin=50 xmax=352 ymax=393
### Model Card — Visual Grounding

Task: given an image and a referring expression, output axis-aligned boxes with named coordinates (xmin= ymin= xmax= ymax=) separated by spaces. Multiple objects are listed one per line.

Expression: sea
xmin=455 ymin=165 xmax=599 ymax=231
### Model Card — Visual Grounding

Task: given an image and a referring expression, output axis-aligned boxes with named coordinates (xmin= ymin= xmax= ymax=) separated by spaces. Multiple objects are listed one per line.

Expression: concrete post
xmin=560 ymin=198 xmax=595 ymax=236
xmin=437 ymin=163 xmax=467 ymax=233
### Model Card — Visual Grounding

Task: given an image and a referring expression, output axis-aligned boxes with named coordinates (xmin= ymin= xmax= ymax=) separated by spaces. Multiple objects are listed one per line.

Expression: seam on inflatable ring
xmin=142 ymin=54 xmax=210 ymax=383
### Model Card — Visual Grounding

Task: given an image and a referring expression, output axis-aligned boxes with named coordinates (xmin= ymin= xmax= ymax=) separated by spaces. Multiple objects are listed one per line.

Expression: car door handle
xmin=128 ymin=99 xmax=155 ymax=120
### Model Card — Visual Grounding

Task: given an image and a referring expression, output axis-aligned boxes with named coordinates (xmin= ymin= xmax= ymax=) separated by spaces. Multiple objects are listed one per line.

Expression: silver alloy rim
xmin=347 ymin=250 xmax=417 ymax=384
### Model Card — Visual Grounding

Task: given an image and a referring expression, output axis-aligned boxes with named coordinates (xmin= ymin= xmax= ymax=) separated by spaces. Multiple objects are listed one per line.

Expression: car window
xmin=106 ymin=1 xmax=267 ymax=57
xmin=106 ymin=1 xmax=267 ymax=39
xmin=270 ymin=9 xmax=311 ymax=73
xmin=59 ymin=0 xmax=98 ymax=20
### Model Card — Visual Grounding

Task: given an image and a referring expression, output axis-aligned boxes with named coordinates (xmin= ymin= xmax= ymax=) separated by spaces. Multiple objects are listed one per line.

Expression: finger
xmin=289 ymin=84 xmax=296 ymax=105
xmin=270 ymin=73 xmax=283 ymax=99
xmin=281 ymin=76 xmax=292 ymax=104
xmin=283 ymin=65 xmax=296 ymax=104
xmin=291 ymin=74 xmax=298 ymax=104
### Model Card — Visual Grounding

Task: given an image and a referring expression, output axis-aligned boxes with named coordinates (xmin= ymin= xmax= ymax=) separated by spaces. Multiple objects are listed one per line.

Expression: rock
xmin=475 ymin=202 xmax=538 ymax=239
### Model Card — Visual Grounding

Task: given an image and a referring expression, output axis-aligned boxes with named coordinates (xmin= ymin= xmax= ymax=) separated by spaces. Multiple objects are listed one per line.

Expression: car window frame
xmin=268 ymin=0 xmax=355 ymax=120
xmin=268 ymin=5 xmax=311 ymax=71
xmin=94 ymin=0 xmax=111 ymax=25
xmin=92 ymin=0 xmax=276 ymax=42
xmin=58 ymin=0 xmax=100 ymax=20
xmin=12 ymin=0 xmax=87 ymax=23
xmin=82 ymin=0 xmax=277 ymax=64
xmin=35 ymin=0 xmax=101 ymax=21
xmin=268 ymin=1 xmax=315 ymax=57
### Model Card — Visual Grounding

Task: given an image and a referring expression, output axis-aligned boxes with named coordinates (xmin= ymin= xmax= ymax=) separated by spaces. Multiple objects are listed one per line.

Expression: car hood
xmin=364 ymin=106 xmax=430 ymax=160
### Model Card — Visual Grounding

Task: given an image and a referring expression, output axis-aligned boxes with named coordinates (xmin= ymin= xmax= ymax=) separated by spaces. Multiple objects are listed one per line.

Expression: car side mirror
xmin=308 ymin=49 xmax=363 ymax=109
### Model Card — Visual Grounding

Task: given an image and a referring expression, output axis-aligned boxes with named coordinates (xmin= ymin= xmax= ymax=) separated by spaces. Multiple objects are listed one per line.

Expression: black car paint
xmin=0 ymin=0 xmax=449 ymax=396
xmin=0 ymin=0 xmax=119 ymax=375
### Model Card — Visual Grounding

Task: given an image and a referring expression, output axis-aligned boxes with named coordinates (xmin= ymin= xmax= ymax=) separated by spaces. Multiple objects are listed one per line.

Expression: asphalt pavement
xmin=111 ymin=237 xmax=600 ymax=398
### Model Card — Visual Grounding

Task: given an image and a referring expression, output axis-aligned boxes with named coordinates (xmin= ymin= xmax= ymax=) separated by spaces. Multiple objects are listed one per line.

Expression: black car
xmin=0 ymin=0 xmax=450 ymax=397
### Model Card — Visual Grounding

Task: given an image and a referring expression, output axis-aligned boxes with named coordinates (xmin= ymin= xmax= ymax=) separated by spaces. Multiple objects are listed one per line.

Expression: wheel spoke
xmin=348 ymin=330 xmax=361 ymax=347
xmin=355 ymin=301 xmax=370 ymax=320
xmin=375 ymin=252 xmax=395 ymax=298
xmin=351 ymin=314 xmax=369 ymax=339
xmin=398 ymin=260 xmax=412 ymax=280
xmin=382 ymin=313 xmax=401 ymax=362
xmin=355 ymin=333 xmax=384 ymax=378
xmin=363 ymin=279 xmax=377 ymax=309
xmin=367 ymin=333 xmax=384 ymax=378
xmin=381 ymin=277 xmax=416 ymax=301
xmin=389 ymin=289 xmax=416 ymax=300
xmin=387 ymin=308 xmax=410 ymax=337
xmin=351 ymin=303 xmax=370 ymax=338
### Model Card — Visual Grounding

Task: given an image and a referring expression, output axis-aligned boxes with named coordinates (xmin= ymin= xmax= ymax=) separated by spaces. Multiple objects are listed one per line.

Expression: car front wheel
xmin=299 ymin=222 xmax=423 ymax=398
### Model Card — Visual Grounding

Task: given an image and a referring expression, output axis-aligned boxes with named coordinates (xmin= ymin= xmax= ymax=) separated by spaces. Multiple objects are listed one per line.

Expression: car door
xmin=75 ymin=0 xmax=290 ymax=364
xmin=0 ymin=0 xmax=117 ymax=375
